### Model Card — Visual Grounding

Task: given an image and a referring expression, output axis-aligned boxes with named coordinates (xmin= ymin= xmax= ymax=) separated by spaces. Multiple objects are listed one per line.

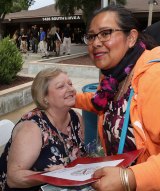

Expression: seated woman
xmin=0 ymin=68 xmax=86 ymax=191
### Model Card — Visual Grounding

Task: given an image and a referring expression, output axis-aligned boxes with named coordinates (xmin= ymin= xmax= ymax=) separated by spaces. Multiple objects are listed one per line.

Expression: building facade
xmin=2 ymin=0 xmax=160 ymax=38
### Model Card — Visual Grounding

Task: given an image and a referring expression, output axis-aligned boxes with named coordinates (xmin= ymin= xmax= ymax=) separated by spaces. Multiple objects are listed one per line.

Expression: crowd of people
xmin=1 ymin=4 xmax=160 ymax=191
xmin=11 ymin=24 xmax=84 ymax=58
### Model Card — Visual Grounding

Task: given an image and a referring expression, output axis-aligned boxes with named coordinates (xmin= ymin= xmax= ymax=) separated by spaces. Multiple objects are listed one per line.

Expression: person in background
xmin=73 ymin=28 xmax=79 ymax=44
xmin=144 ymin=20 xmax=160 ymax=46
xmin=54 ymin=26 xmax=62 ymax=56
xmin=39 ymin=27 xmax=49 ymax=58
xmin=75 ymin=4 xmax=160 ymax=191
xmin=21 ymin=34 xmax=28 ymax=53
xmin=62 ymin=23 xmax=73 ymax=55
xmin=12 ymin=30 xmax=19 ymax=48
xmin=46 ymin=28 xmax=52 ymax=51
xmin=77 ymin=28 xmax=83 ymax=44
xmin=19 ymin=28 xmax=27 ymax=53
xmin=31 ymin=25 xmax=39 ymax=53
xmin=0 ymin=68 xmax=86 ymax=191
xmin=26 ymin=28 xmax=31 ymax=51
xmin=49 ymin=25 xmax=57 ymax=52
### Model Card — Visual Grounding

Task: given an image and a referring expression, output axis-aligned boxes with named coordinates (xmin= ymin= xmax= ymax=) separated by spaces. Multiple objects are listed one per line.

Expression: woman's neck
xmin=45 ymin=108 xmax=70 ymax=133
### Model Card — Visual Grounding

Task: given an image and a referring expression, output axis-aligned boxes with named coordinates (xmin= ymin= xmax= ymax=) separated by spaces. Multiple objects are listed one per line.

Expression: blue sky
xmin=29 ymin=0 xmax=55 ymax=10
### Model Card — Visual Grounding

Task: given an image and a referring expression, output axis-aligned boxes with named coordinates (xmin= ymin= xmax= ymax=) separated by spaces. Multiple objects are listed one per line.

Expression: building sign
xmin=42 ymin=15 xmax=82 ymax=21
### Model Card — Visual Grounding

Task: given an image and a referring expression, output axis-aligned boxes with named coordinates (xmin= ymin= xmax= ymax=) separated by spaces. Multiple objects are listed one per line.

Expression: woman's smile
xmin=93 ymin=51 xmax=107 ymax=59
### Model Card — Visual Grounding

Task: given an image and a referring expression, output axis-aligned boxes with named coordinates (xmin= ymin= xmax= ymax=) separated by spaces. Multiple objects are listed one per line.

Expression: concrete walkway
xmin=0 ymin=44 xmax=99 ymax=123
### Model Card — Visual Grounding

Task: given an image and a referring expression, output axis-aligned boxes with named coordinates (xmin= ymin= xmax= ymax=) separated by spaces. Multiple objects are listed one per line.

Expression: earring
xmin=44 ymin=98 xmax=48 ymax=105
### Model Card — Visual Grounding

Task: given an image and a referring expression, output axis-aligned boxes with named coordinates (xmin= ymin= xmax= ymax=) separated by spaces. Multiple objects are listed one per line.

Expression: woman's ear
xmin=128 ymin=29 xmax=138 ymax=48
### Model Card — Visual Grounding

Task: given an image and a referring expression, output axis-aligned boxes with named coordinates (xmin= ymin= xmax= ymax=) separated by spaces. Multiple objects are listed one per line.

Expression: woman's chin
xmin=95 ymin=62 xmax=108 ymax=70
xmin=66 ymin=100 xmax=75 ymax=107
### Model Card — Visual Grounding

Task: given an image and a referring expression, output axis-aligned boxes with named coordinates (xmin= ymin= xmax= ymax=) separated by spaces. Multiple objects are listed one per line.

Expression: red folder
xmin=28 ymin=149 xmax=143 ymax=187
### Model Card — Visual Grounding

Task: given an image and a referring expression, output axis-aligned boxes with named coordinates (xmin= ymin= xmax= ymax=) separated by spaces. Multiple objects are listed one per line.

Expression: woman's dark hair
xmin=86 ymin=4 xmax=158 ymax=49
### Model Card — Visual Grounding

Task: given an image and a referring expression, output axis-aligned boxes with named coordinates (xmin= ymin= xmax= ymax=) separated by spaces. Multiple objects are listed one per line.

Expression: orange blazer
xmin=75 ymin=47 xmax=160 ymax=190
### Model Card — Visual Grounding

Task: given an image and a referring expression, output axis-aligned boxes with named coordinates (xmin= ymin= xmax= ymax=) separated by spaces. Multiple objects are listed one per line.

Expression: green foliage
xmin=10 ymin=0 xmax=35 ymax=12
xmin=55 ymin=0 xmax=127 ymax=23
xmin=0 ymin=0 xmax=35 ymax=19
xmin=0 ymin=37 xmax=23 ymax=84
xmin=55 ymin=0 xmax=100 ymax=23
xmin=0 ymin=0 xmax=13 ymax=19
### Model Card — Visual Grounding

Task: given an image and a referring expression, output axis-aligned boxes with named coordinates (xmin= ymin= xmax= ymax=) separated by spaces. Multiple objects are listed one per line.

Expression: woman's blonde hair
xmin=31 ymin=67 xmax=66 ymax=110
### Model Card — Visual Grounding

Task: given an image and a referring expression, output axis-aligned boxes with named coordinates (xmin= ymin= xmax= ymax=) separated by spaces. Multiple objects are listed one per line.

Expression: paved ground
xmin=23 ymin=43 xmax=88 ymax=65
xmin=0 ymin=44 xmax=98 ymax=123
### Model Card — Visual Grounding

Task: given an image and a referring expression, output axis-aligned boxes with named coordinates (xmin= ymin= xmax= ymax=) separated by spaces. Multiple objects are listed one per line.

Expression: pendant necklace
xmin=45 ymin=110 xmax=70 ymax=161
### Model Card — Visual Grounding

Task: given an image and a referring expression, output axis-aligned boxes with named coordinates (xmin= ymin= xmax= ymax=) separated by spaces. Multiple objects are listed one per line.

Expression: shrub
xmin=0 ymin=37 xmax=23 ymax=84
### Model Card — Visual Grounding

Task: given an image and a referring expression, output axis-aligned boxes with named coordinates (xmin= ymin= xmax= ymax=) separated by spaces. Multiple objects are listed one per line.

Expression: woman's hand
xmin=44 ymin=164 xmax=64 ymax=172
xmin=91 ymin=167 xmax=136 ymax=191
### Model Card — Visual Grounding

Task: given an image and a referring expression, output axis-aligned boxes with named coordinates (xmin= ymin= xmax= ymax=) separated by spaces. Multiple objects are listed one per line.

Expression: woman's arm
xmin=7 ymin=121 xmax=43 ymax=188
xmin=130 ymin=65 xmax=160 ymax=190
xmin=75 ymin=92 xmax=100 ymax=114
xmin=92 ymin=166 xmax=136 ymax=191
xmin=130 ymin=62 xmax=160 ymax=190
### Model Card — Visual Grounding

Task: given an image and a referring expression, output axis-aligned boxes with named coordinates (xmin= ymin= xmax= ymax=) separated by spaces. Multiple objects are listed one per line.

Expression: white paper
xmin=42 ymin=159 xmax=124 ymax=181
xmin=41 ymin=184 xmax=94 ymax=191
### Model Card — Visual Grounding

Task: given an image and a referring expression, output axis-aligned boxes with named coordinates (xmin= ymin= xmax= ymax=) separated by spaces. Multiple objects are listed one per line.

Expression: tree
xmin=10 ymin=0 xmax=35 ymax=13
xmin=0 ymin=0 xmax=35 ymax=40
xmin=0 ymin=0 xmax=35 ymax=38
xmin=0 ymin=0 xmax=34 ymax=20
xmin=55 ymin=0 xmax=127 ymax=23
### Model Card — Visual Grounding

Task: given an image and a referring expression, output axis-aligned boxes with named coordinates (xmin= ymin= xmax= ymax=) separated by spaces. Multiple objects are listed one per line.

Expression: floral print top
xmin=0 ymin=108 xmax=86 ymax=191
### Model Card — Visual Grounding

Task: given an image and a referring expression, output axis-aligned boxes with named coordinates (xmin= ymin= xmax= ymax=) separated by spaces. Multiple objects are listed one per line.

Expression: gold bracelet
xmin=119 ymin=168 xmax=131 ymax=191
xmin=124 ymin=168 xmax=131 ymax=191
xmin=119 ymin=168 xmax=127 ymax=191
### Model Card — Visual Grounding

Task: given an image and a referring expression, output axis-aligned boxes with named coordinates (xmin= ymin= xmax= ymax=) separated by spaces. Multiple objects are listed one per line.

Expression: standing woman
xmin=54 ymin=27 xmax=62 ymax=56
xmin=12 ymin=30 xmax=19 ymax=48
xmin=0 ymin=68 xmax=86 ymax=191
xmin=75 ymin=5 xmax=160 ymax=191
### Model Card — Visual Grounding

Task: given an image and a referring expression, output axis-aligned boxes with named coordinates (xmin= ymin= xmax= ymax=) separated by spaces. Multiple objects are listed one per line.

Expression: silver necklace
xmin=45 ymin=110 xmax=71 ymax=161
xmin=56 ymin=128 xmax=70 ymax=155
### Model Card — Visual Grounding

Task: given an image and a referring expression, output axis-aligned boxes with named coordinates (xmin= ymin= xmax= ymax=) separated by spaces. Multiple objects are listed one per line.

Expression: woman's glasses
xmin=84 ymin=29 xmax=129 ymax=45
